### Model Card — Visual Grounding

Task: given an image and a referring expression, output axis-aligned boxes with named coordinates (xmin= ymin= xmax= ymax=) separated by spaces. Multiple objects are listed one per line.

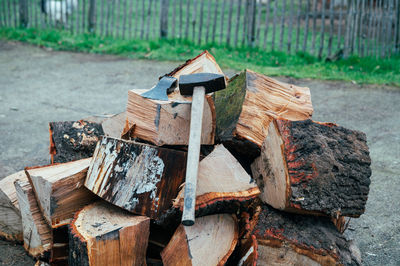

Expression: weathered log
xmin=251 ymin=119 xmax=371 ymax=218
xmin=49 ymin=120 xmax=104 ymax=163
xmin=0 ymin=171 xmax=27 ymax=242
xmin=126 ymin=51 xmax=226 ymax=146
xmin=213 ymin=69 xmax=313 ymax=169
xmin=238 ymin=204 xmax=362 ymax=266
xmin=173 ymin=144 xmax=260 ymax=217
xmin=69 ymin=201 xmax=150 ymax=266
xmin=85 ymin=136 xmax=187 ymax=219
xmin=161 ymin=214 xmax=238 ymax=266
xmin=25 ymin=158 xmax=97 ymax=228
xmin=14 ymin=179 xmax=52 ymax=259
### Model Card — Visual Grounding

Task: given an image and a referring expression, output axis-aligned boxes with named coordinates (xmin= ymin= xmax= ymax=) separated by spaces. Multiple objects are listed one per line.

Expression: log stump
xmin=251 ymin=119 xmax=371 ymax=218
xmin=69 ymin=201 xmax=150 ymax=266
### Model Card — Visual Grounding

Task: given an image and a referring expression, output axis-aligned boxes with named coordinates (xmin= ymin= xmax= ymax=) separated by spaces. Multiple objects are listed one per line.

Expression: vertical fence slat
xmin=287 ymin=0 xmax=294 ymax=53
xmin=2 ymin=0 xmax=6 ymax=26
xmin=185 ymin=0 xmax=190 ymax=39
xmin=263 ymin=0 xmax=271 ymax=49
xmin=212 ymin=0 xmax=219 ymax=43
xmin=160 ymin=0 xmax=169 ymax=38
xmin=171 ymin=0 xmax=176 ymax=38
xmin=337 ymin=0 xmax=344 ymax=51
xmin=234 ymin=0 xmax=242 ymax=47
xmin=198 ymin=0 xmax=205 ymax=44
xmin=394 ymin=0 xmax=400 ymax=53
xmin=255 ymin=0 xmax=262 ymax=47
xmin=318 ymin=0 xmax=326 ymax=58
xmin=344 ymin=0 xmax=353 ymax=57
xmin=279 ymin=0 xmax=286 ymax=51
xmin=19 ymin=0 xmax=28 ymax=27
xmin=302 ymin=0 xmax=310 ymax=52
xmin=145 ymin=0 xmax=152 ymax=39
xmin=179 ymin=0 xmax=183 ymax=38
xmin=140 ymin=0 xmax=145 ymax=38
xmin=121 ymin=0 xmax=127 ymax=38
xmin=387 ymin=0 xmax=394 ymax=57
xmin=226 ymin=0 xmax=234 ymax=45
xmin=205 ymin=0 xmax=212 ymax=43
xmin=100 ymin=0 xmax=105 ymax=35
xmin=7 ymin=0 xmax=12 ymax=28
xmin=219 ymin=0 xmax=226 ymax=44
xmin=271 ymin=0 xmax=277 ymax=50
xmin=128 ymin=0 xmax=133 ymax=38
xmin=115 ymin=0 xmax=121 ymax=37
xmin=311 ymin=0 xmax=317 ymax=54
xmin=153 ymin=0 xmax=158 ymax=39
xmin=377 ymin=0 xmax=383 ymax=57
xmin=327 ymin=0 xmax=334 ymax=56
xmin=82 ymin=0 xmax=87 ymax=33
xmin=192 ymin=0 xmax=198 ymax=41
xmin=89 ymin=0 xmax=96 ymax=33
xmin=247 ymin=0 xmax=256 ymax=47
xmin=371 ymin=0 xmax=377 ymax=56
xmin=295 ymin=0 xmax=302 ymax=52
xmin=241 ymin=0 xmax=248 ymax=46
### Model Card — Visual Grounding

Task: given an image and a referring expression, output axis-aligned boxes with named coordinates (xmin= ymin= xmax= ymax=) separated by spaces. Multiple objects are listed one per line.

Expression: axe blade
xmin=141 ymin=76 xmax=177 ymax=101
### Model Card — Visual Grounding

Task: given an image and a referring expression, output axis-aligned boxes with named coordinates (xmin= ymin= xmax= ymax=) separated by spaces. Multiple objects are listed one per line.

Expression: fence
xmin=1 ymin=0 xmax=400 ymax=58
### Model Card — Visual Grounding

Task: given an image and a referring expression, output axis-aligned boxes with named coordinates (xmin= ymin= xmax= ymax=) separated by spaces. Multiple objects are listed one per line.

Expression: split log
xmin=238 ymin=204 xmax=362 ymax=266
xmin=173 ymin=144 xmax=260 ymax=217
xmin=49 ymin=120 xmax=104 ymax=163
xmin=25 ymin=158 xmax=97 ymax=228
xmin=161 ymin=214 xmax=238 ymax=266
xmin=85 ymin=136 xmax=187 ymax=219
xmin=251 ymin=119 xmax=371 ymax=218
xmin=126 ymin=51 xmax=225 ymax=146
xmin=0 ymin=171 xmax=27 ymax=242
xmin=14 ymin=179 xmax=52 ymax=259
xmin=213 ymin=69 xmax=313 ymax=168
xmin=69 ymin=201 xmax=150 ymax=266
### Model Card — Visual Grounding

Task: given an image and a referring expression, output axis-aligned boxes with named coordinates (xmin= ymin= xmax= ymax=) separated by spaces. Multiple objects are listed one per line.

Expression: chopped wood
xmin=238 ymin=204 xmax=362 ymax=266
xmin=173 ymin=144 xmax=260 ymax=217
xmin=213 ymin=69 xmax=313 ymax=168
xmin=49 ymin=120 xmax=104 ymax=163
xmin=125 ymin=51 xmax=226 ymax=146
xmin=99 ymin=112 xmax=127 ymax=139
xmin=251 ymin=119 xmax=371 ymax=218
xmin=85 ymin=136 xmax=187 ymax=219
xmin=14 ymin=179 xmax=52 ymax=259
xmin=0 ymin=171 xmax=26 ymax=242
xmin=25 ymin=158 xmax=97 ymax=228
xmin=161 ymin=214 xmax=238 ymax=266
xmin=69 ymin=201 xmax=150 ymax=266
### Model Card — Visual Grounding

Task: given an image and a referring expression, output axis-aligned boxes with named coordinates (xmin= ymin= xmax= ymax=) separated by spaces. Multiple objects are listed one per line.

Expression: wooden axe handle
xmin=181 ymin=86 xmax=205 ymax=226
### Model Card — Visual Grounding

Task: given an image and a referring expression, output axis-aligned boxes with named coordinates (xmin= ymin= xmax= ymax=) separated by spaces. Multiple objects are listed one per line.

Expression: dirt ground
xmin=1 ymin=41 xmax=399 ymax=266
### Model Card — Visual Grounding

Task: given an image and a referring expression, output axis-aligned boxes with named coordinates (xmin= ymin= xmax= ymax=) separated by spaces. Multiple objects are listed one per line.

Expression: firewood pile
xmin=0 ymin=51 xmax=371 ymax=266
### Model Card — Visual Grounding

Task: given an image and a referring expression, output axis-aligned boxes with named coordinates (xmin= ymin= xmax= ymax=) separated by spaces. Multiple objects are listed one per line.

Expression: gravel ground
xmin=0 ymin=41 xmax=399 ymax=266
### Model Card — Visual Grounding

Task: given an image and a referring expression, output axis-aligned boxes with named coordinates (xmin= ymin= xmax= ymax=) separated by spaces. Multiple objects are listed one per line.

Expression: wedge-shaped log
xmin=251 ymin=119 xmax=371 ymax=218
xmin=0 ymin=171 xmax=27 ymax=242
xmin=26 ymin=158 xmax=97 ymax=227
xmin=238 ymin=204 xmax=361 ymax=266
xmin=213 ymin=70 xmax=313 ymax=167
xmin=161 ymin=214 xmax=238 ymax=266
xmin=126 ymin=51 xmax=225 ymax=146
xmin=14 ymin=179 xmax=52 ymax=259
xmin=85 ymin=137 xmax=187 ymax=219
xmin=50 ymin=120 xmax=104 ymax=163
xmin=69 ymin=201 xmax=150 ymax=266
xmin=173 ymin=145 xmax=260 ymax=217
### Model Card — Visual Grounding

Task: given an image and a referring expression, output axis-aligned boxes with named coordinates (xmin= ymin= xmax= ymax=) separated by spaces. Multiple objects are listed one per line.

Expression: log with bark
xmin=25 ymin=158 xmax=97 ymax=228
xmin=173 ymin=144 xmax=260 ymax=217
xmin=0 ymin=171 xmax=27 ymax=242
xmin=237 ymin=204 xmax=362 ymax=266
xmin=84 ymin=136 xmax=187 ymax=219
xmin=251 ymin=119 xmax=371 ymax=218
xmin=161 ymin=214 xmax=238 ymax=266
xmin=69 ymin=201 xmax=150 ymax=266
xmin=14 ymin=179 xmax=52 ymax=259
xmin=49 ymin=120 xmax=104 ymax=163
xmin=213 ymin=69 xmax=313 ymax=169
xmin=126 ymin=51 xmax=226 ymax=146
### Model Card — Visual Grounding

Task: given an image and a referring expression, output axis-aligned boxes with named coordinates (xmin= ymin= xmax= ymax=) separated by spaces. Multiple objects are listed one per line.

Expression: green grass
xmin=1 ymin=27 xmax=400 ymax=87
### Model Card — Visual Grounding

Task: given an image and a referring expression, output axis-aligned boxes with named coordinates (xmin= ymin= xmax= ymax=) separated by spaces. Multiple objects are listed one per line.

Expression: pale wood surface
xmin=161 ymin=214 xmax=238 ymax=266
xmin=26 ymin=158 xmax=96 ymax=227
xmin=69 ymin=201 xmax=150 ymax=266
xmin=14 ymin=179 xmax=52 ymax=259
xmin=0 ymin=171 xmax=27 ymax=242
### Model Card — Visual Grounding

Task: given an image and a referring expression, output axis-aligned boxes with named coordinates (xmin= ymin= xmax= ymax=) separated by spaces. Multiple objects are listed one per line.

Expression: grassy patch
xmin=1 ymin=27 xmax=400 ymax=86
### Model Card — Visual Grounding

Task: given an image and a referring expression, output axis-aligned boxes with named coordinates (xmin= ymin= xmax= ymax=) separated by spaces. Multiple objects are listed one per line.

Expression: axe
xmin=179 ymin=73 xmax=226 ymax=226
xmin=141 ymin=76 xmax=177 ymax=101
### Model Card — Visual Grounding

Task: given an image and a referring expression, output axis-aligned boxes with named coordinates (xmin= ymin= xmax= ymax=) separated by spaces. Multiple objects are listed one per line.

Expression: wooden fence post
xmin=88 ymin=0 xmax=97 ymax=32
xmin=160 ymin=0 xmax=169 ymax=38
xmin=19 ymin=0 xmax=29 ymax=27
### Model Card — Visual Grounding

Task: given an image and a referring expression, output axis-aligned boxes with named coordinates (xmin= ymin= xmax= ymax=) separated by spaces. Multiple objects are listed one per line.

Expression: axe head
xmin=141 ymin=76 xmax=177 ymax=101
xmin=179 ymin=73 xmax=226 ymax=96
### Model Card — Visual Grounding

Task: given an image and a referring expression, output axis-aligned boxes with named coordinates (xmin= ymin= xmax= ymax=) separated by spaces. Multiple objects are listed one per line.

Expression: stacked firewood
xmin=0 ymin=51 xmax=371 ymax=266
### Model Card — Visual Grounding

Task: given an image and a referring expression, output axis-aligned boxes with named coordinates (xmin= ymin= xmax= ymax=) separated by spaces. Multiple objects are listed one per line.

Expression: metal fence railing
xmin=1 ymin=0 xmax=399 ymax=58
